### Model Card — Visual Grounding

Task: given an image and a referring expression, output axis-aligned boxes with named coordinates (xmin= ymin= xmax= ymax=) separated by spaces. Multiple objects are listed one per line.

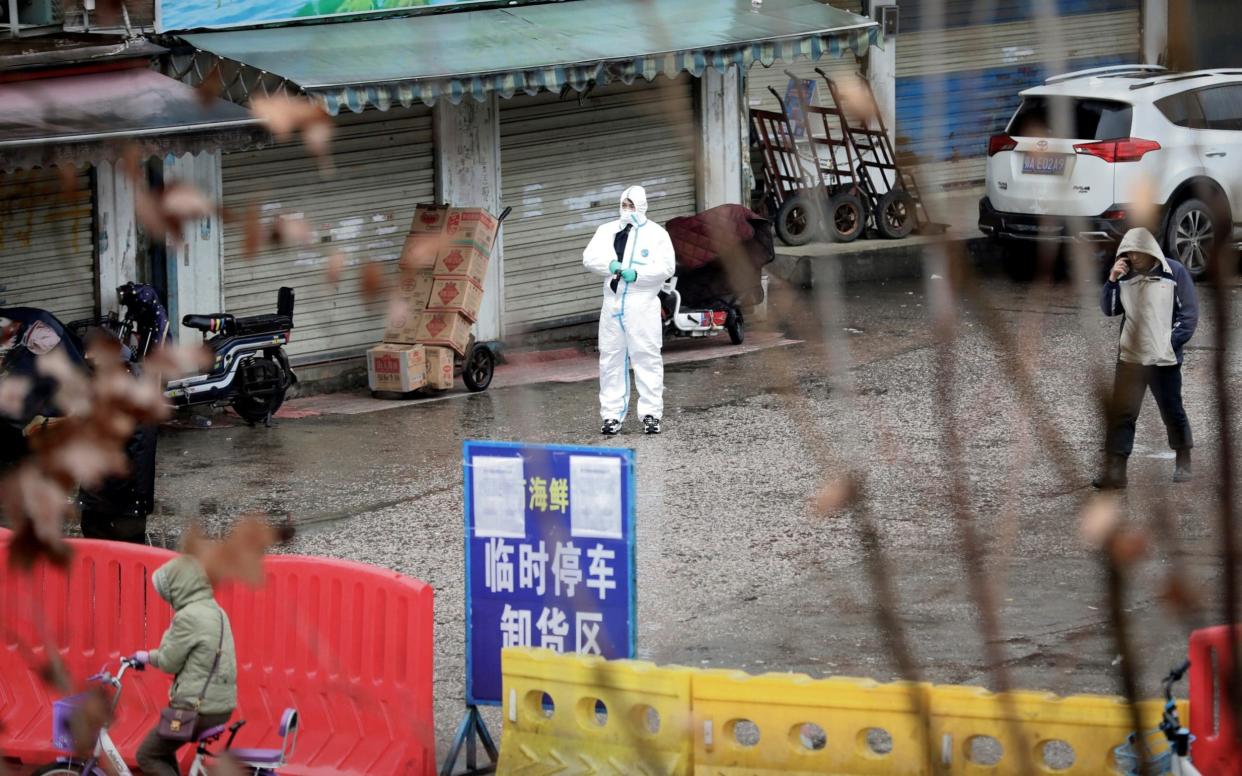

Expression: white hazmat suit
xmin=582 ymin=186 xmax=677 ymax=423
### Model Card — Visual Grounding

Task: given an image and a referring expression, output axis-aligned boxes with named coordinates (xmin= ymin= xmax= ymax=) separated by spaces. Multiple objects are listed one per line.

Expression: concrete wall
xmin=94 ymin=161 xmax=138 ymax=316
xmin=698 ymin=65 xmax=745 ymax=210
xmin=435 ymin=94 xmax=504 ymax=342
xmin=163 ymin=151 xmax=223 ymax=344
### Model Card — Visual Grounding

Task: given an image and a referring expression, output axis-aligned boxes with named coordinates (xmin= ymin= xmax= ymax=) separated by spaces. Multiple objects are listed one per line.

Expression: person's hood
xmin=620 ymin=185 xmax=649 ymax=216
xmin=152 ymin=555 xmax=214 ymax=610
xmin=1116 ymin=227 xmax=1169 ymax=272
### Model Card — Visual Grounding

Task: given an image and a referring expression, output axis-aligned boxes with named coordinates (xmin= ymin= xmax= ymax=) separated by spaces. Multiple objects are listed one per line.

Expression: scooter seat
xmin=196 ymin=724 xmax=228 ymax=742
xmin=229 ymin=747 xmax=283 ymax=765
xmin=183 ymin=314 xmax=234 ymax=334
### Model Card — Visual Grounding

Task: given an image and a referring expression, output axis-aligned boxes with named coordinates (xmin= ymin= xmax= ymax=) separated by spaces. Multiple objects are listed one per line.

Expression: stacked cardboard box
xmin=368 ymin=204 xmax=500 ymax=393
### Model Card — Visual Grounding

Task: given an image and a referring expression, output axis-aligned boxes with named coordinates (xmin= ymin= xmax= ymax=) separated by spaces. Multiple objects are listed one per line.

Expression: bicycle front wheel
xmin=32 ymin=763 xmax=88 ymax=776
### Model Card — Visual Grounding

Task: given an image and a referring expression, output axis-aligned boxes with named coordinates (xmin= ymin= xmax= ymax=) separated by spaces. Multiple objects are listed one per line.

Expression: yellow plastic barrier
xmin=499 ymin=649 xmax=1186 ymax=775
xmin=497 ymin=648 xmax=696 ymax=775
xmin=692 ymin=670 xmax=933 ymax=775
xmin=929 ymin=685 xmax=1179 ymax=775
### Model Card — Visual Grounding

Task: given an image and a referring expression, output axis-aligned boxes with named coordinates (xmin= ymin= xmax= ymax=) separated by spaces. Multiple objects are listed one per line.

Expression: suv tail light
xmin=988 ymin=134 xmax=1018 ymax=157
xmin=1073 ymin=137 xmax=1161 ymax=163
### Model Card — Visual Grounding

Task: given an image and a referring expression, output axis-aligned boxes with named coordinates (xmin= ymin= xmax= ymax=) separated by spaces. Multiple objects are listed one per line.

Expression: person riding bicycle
xmin=129 ymin=555 xmax=237 ymax=776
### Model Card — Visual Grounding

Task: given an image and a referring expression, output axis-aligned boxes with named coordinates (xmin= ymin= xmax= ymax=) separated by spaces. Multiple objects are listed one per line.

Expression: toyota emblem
xmin=1036 ymin=139 xmax=1049 ymax=150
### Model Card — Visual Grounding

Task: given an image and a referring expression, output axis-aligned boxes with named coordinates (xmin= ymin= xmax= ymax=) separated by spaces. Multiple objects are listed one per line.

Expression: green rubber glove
xmin=609 ymin=260 xmax=622 ymax=274
xmin=620 ymin=268 xmax=637 ymax=283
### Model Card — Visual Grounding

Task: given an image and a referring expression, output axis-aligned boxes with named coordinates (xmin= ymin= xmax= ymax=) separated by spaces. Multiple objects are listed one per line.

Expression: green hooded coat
xmin=148 ymin=556 xmax=237 ymax=714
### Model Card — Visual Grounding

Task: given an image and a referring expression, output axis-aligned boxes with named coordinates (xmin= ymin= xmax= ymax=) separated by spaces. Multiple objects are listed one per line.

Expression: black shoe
xmin=601 ymin=419 xmax=621 ymax=436
xmin=642 ymin=415 xmax=661 ymax=435
xmin=1174 ymin=449 xmax=1192 ymax=483
xmin=1092 ymin=453 xmax=1128 ymax=490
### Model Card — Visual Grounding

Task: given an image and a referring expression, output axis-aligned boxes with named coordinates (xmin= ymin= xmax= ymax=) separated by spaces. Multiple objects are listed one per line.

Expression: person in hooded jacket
xmin=1094 ymin=226 xmax=1199 ymax=489
xmin=130 ymin=555 xmax=237 ymax=776
xmin=582 ymin=186 xmax=677 ymax=435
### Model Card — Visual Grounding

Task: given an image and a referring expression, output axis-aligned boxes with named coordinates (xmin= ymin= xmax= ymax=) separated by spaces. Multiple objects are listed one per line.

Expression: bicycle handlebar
xmin=1163 ymin=660 xmax=1191 ymax=699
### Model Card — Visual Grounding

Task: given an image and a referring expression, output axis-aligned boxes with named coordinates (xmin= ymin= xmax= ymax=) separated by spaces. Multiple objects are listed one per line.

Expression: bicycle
xmin=34 ymin=657 xmax=299 ymax=776
xmin=1115 ymin=660 xmax=1201 ymax=776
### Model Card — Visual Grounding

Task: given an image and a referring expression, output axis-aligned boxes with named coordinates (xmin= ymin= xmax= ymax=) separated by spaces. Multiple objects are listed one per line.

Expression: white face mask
xmin=620 ymin=208 xmax=644 ymax=226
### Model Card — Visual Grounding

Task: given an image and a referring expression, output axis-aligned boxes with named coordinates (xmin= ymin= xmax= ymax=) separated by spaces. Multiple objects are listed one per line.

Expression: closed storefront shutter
xmin=896 ymin=0 xmax=1142 ymax=190
xmin=0 ymin=166 xmax=97 ymax=323
xmin=746 ymin=1 xmax=868 ymax=114
xmin=222 ymin=108 xmax=434 ymax=364
xmin=499 ymin=76 xmax=697 ymax=333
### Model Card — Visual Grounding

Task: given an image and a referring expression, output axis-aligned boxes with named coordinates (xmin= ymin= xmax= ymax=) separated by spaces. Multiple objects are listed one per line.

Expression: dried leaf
xmin=242 ymin=204 xmax=263 ymax=258
xmin=1160 ymin=574 xmax=1202 ymax=613
xmin=161 ymin=184 xmax=215 ymax=237
xmin=813 ymin=475 xmax=857 ymax=518
xmin=56 ymin=165 xmax=79 ymax=202
xmin=37 ymin=650 xmax=73 ymax=694
xmin=0 ymin=374 xmax=31 ymax=419
xmin=48 ymin=437 xmax=128 ymax=490
xmin=36 ymin=349 xmax=91 ymax=418
xmin=360 ymin=261 xmax=386 ymax=302
xmin=196 ymin=64 xmax=224 ymax=108
xmin=1128 ymin=177 xmax=1159 ymax=231
xmin=275 ymin=215 xmax=312 ymax=247
xmin=302 ymin=120 xmax=334 ymax=161
xmin=835 ymin=75 xmax=877 ymax=124
xmin=187 ymin=514 xmax=292 ymax=587
xmin=325 ymin=251 xmax=346 ymax=285
xmin=69 ymin=687 xmax=111 ymax=757
xmin=386 ymin=298 xmax=411 ymax=329
xmin=1079 ymin=494 xmax=1120 ymax=549
xmin=1110 ymin=529 xmax=1149 ymax=566
xmin=206 ymin=753 xmax=246 ymax=776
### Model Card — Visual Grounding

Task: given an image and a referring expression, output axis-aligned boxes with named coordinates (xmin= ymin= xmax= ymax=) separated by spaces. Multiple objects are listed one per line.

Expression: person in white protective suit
xmin=582 ymin=186 xmax=676 ymax=435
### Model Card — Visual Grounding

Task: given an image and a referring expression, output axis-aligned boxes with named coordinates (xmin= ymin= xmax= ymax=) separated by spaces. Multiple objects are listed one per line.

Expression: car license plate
xmin=1022 ymin=154 xmax=1068 ymax=175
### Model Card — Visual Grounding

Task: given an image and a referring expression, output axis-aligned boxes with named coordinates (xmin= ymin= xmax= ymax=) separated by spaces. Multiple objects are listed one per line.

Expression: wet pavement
xmin=148 ymin=272 xmax=1242 ymax=756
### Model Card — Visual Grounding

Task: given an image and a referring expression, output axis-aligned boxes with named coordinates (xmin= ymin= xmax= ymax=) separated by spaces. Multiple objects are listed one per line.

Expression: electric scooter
xmin=113 ymin=283 xmax=297 ymax=426
xmin=659 ymin=277 xmax=745 ymax=345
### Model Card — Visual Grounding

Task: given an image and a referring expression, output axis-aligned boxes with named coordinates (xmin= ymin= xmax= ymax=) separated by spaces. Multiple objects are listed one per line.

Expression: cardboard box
xmin=409 ymin=205 xmax=449 ymax=235
xmin=424 ymin=345 xmax=455 ymax=390
xmin=367 ymin=343 xmax=426 ymax=393
xmin=399 ymin=233 xmax=441 ymax=270
xmin=443 ymin=209 xmax=498 ymax=254
xmin=426 ymin=275 xmax=484 ymax=321
xmin=415 ymin=311 xmax=472 ymax=356
xmin=408 ymin=205 xmax=499 ymax=255
xmin=433 ymin=243 xmax=489 ymax=288
xmin=397 ymin=268 xmax=436 ymax=309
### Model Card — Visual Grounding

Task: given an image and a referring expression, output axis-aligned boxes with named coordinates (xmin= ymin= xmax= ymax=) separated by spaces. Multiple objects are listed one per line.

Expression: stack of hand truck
xmin=749 ymin=67 xmax=930 ymax=246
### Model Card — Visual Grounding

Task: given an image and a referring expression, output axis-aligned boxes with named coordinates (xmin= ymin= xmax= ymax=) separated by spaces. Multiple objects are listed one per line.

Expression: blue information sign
xmin=464 ymin=441 xmax=636 ymax=706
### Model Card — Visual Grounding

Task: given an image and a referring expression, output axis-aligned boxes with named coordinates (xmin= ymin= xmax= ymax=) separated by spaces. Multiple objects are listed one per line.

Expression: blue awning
xmin=180 ymin=0 xmax=878 ymax=114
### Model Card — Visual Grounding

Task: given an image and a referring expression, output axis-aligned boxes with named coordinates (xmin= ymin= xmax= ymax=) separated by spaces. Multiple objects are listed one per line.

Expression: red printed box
xmin=433 ymin=244 xmax=489 ymax=289
xmin=367 ymin=343 xmax=426 ymax=393
xmin=425 ymin=276 xmax=484 ymax=322
xmin=414 ymin=312 xmax=472 ymax=356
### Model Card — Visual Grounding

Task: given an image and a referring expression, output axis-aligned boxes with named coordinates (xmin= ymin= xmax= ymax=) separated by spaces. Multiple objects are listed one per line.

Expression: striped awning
xmin=179 ymin=0 xmax=878 ymax=115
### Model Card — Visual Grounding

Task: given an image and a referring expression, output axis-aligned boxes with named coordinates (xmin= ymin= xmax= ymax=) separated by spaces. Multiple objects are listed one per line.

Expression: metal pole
xmin=8 ymin=0 xmax=21 ymax=38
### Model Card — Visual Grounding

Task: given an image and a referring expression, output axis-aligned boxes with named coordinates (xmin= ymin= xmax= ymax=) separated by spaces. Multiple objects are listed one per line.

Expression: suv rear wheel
xmin=1164 ymin=198 xmax=1214 ymax=278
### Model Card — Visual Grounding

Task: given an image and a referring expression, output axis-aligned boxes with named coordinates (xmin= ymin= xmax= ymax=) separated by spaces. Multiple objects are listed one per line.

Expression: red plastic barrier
xmin=0 ymin=531 xmax=435 ymax=775
xmin=1190 ymin=624 xmax=1242 ymax=774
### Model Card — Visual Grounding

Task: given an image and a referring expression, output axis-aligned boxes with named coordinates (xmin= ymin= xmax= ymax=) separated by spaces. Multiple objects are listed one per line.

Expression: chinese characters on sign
xmin=465 ymin=442 xmax=635 ymax=705
xmin=783 ymin=77 xmax=817 ymax=138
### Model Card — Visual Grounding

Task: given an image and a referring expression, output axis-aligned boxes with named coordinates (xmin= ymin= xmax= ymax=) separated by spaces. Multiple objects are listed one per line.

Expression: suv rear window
xmin=1007 ymin=97 xmax=1133 ymax=139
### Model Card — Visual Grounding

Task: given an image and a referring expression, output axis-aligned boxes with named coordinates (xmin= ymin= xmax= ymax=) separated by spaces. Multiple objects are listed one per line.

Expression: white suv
xmin=979 ymin=64 xmax=1242 ymax=277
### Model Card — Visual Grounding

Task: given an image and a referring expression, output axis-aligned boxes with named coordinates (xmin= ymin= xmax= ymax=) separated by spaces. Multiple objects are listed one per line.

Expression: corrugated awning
xmin=0 ymin=67 xmax=263 ymax=171
xmin=180 ymin=0 xmax=878 ymax=115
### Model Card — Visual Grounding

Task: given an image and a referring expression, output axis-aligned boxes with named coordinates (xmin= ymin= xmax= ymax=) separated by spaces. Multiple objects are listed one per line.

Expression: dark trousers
xmin=136 ymin=710 xmax=232 ymax=776
xmin=1105 ymin=362 xmax=1193 ymax=456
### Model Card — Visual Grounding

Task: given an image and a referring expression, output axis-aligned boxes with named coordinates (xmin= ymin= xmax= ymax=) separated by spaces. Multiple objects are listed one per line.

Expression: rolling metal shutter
xmin=0 ymin=166 xmax=97 ymax=323
xmin=499 ymin=77 xmax=697 ymax=333
xmin=896 ymin=0 xmax=1141 ymax=190
xmin=222 ymin=108 xmax=434 ymax=365
xmin=747 ymin=0 xmax=867 ymax=113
